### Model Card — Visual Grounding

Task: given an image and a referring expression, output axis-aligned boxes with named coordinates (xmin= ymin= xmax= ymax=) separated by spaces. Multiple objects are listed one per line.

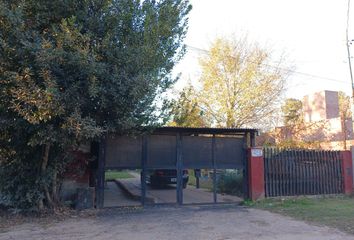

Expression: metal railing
xmin=264 ymin=148 xmax=343 ymax=197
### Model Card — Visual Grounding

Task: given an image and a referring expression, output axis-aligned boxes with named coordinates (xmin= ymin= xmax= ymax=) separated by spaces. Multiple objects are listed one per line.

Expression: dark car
xmin=146 ymin=169 xmax=189 ymax=188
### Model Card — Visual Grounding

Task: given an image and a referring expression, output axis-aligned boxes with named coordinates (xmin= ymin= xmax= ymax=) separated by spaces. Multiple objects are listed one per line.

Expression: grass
xmin=249 ymin=195 xmax=354 ymax=234
xmin=105 ymin=170 xmax=134 ymax=181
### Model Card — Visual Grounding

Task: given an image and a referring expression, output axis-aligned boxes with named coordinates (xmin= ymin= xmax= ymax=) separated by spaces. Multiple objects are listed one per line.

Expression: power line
xmin=185 ymin=44 xmax=349 ymax=84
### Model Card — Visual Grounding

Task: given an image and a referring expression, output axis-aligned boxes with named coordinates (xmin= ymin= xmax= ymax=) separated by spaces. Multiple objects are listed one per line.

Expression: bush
xmin=0 ymin=147 xmax=43 ymax=211
xmin=0 ymin=121 xmax=71 ymax=211
xmin=217 ymin=170 xmax=243 ymax=197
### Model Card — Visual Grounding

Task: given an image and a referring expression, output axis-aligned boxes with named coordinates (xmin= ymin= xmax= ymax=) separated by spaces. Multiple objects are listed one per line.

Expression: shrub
xmin=217 ymin=170 xmax=243 ymax=197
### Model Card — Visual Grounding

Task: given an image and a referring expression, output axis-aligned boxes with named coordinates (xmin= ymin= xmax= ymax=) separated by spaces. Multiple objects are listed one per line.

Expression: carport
xmin=96 ymin=127 xmax=258 ymax=208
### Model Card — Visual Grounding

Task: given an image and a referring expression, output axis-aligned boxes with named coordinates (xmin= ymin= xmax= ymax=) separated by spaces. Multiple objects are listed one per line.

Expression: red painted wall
xmin=248 ymin=148 xmax=265 ymax=201
xmin=341 ymin=151 xmax=353 ymax=195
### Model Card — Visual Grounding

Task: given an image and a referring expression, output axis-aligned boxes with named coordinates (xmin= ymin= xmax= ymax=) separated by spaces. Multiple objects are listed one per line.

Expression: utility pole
xmin=347 ymin=0 xmax=354 ymax=99
xmin=347 ymin=0 xmax=354 ymax=150
xmin=346 ymin=0 xmax=354 ymax=98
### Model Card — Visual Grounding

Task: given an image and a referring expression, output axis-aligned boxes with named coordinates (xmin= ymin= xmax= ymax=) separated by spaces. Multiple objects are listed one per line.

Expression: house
xmin=258 ymin=90 xmax=354 ymax=150
xmin=302 ymin=90 xmax=353 ymax=149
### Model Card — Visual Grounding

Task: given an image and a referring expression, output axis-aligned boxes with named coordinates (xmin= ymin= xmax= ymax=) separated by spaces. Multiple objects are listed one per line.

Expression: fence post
xmin=96 ymin=137 xmax=106 ymax=208
xmin=341 ymin=150 xmax=353 ymax=195
xmin=248 ymin=148 xmax=265 ymax=201
xmin=351 ymin=146 xmax=354 ymax=187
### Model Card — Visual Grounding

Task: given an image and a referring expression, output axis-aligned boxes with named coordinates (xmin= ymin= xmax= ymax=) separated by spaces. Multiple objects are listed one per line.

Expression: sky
xmin=173 ymin=0 xmax=354 ymax=100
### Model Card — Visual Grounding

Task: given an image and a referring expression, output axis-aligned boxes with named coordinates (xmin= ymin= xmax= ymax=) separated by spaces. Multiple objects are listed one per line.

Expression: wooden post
xmin=141 ymin=135 xmax=147 ymax=206
xmin=250 ymin=132 xmax=256 ymax=147
xmin=212 ymin=134 xmax=217 ymax=203
xmin=96 ymin=137 xmax=106 ymax=208
xmin=351 ymin=146 xmax=354 ymax=187
xmin=194 ymin=169 xmax=201 ymax=189
xmin=176 ymin=133 xmax=183 ymax=205
xmin=243 ymin=134 xmax=249 ymax=199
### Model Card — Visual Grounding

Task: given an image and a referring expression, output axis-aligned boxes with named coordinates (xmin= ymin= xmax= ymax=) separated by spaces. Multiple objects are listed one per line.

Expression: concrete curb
xmin=114 ymin=179 xmax=155 ymax=204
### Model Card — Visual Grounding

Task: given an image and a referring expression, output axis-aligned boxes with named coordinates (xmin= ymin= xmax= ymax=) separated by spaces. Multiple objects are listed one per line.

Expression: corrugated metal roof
xmin=153 ymin=126 xmax=258 ymax=135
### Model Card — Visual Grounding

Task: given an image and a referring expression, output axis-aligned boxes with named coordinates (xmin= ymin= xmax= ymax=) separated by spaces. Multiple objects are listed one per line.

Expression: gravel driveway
xmin=0 ymin=205 xmax=353 ymax=240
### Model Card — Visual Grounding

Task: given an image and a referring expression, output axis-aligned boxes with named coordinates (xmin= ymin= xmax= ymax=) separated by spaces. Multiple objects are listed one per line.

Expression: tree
xmin=338 ymin=91 xmax=352 ymax=150
xmin=169 ymin=85 xmax=206 ymax=127
xmin=0 ymin=0 xmax=191 ymax=210
xmin=276 ymin=98 xmax=314 ymax=148
xmin=281 ymin=98 xmax=303 ymax=126
xmin=196 ymin=37 xmax=288 ymax=128
xmin=274 ymin=97 xmax=328 ymax=149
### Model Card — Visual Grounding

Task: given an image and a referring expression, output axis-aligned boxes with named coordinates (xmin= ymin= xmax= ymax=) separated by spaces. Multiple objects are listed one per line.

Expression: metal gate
xmin=264 ymin=148 xmax=344 ymax=197
xmin=96 ymin=127 xmax=257 ymax=207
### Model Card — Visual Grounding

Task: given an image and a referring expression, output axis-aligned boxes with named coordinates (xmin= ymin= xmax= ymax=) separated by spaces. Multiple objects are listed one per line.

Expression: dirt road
xmin=0 ymin=205 xmax=353 ymax=240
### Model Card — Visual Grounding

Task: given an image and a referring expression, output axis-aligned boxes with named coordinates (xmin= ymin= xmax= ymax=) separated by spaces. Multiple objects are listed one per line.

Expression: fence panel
xmin=264 ymin=148 xmax=344 ymax=197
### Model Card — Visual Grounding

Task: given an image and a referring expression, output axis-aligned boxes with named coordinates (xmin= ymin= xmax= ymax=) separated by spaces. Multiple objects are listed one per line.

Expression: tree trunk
xmin=40 ymin=143 xmax=54 ymax=208
xmin=38 ymin=198 xmax=44 ymax=211
xmin=52 ymin=170 xmax=59 ymax=204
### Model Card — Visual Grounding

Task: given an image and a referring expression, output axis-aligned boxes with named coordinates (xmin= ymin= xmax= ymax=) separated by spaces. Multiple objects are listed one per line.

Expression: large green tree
xmin=173 ymin=37 xmax=288 ymax=128
xmin=0 ymin=0 xmax=191 ymax=210
xmin=281 ymin=98 xmax=303 ymax=126
xmin=169 ymin=84 xmax=206 ymax=127
xmin=277 ymin=98 xmax=307 ymax=148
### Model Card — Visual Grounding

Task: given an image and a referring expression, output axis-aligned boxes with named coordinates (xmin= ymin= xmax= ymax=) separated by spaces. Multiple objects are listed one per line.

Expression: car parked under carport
xmin=145 ymin=169 xmax=189 ymax=188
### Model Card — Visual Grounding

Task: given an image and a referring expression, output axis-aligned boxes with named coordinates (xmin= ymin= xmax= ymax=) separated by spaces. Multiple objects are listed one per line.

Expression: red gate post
xmin=248 ymin=148 xmax=265 ymax=201
xmin=341 ymin=151 xmax=353 ymax=195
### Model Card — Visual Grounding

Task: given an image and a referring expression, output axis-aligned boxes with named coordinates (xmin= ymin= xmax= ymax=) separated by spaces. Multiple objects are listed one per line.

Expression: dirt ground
xmin=0 ymin=205 xmax=353 ymax=240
